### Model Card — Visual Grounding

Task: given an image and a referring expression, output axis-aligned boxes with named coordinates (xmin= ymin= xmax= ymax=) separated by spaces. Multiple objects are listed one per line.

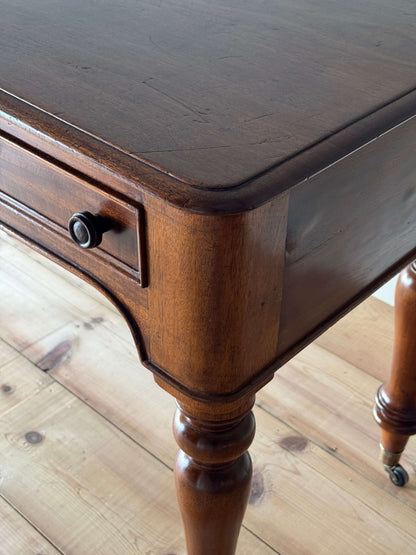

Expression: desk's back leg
xmin=173 ymin=396 xmax=255 ymax=555
xmin=374 ymin=262 xmax=416 ymax=486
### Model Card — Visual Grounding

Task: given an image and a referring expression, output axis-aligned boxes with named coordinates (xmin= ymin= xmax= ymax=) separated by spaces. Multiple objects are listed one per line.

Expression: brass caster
xmin=384 ymin=464 xmax=409 ymax=487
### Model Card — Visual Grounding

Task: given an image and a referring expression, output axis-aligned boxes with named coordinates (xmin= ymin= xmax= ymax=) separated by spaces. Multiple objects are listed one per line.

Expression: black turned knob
xmin=68 ymin=211 xmax=108 ymax=249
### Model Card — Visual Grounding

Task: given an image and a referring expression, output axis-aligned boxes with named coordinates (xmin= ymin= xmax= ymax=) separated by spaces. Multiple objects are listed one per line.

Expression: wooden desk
xmin=1 ymin=1 xmax=415 ymax=552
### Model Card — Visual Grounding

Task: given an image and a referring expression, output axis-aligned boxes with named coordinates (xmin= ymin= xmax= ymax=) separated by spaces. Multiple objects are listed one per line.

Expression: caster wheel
xmin=384 ymin=464 xmax=409 ymax=487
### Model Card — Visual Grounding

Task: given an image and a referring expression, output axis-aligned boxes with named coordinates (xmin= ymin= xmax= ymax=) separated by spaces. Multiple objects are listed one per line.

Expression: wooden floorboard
xmin=0 ymin=230 xmax=415 ymax=554
xmin=0 ymin=496 xmax=62 ymax=555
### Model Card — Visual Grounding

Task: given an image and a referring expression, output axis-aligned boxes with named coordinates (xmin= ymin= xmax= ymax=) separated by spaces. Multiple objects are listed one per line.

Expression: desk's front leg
xmin=145 ymin=194 xmax=289 ymax=553
xmin=173 ymin=397 xmax=255 ymax=555
xmin=374 ymin=262 xmax=416 ymax=486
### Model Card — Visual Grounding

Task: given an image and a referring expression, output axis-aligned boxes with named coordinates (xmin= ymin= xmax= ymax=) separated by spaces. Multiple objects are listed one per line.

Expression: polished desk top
xmin=1 ymin=0 xmax=416 ymax=196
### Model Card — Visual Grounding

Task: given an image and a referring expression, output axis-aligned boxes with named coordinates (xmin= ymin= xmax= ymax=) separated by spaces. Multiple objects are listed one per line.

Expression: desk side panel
xmin=277 ymin=115 xmax=416 ymax=356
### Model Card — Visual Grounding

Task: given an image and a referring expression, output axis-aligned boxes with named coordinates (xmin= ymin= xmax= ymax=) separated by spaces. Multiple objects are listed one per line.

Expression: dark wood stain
xmin=25 ymin=431 xmax=43 ymax=445
xmin=36 ymin=340 xmax=73 ymax=372
xmin=84 ymin=316 xmax=105 ymax=330
xmin=248 ymin=468 xmax=265 ymax=505
xmin=1 ymin=384 xmax=13 ymax=394
xmin=279 ymin=436 xmax=309 ymax=453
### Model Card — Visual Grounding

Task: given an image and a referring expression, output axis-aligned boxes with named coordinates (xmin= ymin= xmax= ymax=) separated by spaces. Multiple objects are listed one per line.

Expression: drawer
xmin=0 ymin=135 xmax=143 ymax=279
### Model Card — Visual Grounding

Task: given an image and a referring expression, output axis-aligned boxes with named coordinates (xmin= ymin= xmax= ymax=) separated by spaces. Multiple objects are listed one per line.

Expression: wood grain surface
xmin=0 ymin=498 xmax=61 ymax=555
xmin=1 ymin=0 xmax=416 ymax=188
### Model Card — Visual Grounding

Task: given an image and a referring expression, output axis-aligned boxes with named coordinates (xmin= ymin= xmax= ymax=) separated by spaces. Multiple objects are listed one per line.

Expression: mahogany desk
xmin=1 ymin=1 xmax=416 ymax=553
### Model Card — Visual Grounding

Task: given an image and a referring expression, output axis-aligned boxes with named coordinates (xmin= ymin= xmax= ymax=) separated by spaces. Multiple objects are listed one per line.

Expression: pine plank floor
xmin=0 ymin=229 xmax=415 ymax=555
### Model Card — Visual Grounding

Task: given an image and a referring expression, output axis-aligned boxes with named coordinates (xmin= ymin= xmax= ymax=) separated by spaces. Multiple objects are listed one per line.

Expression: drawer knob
xmin=68 ymin=211 xmax=109 ymax=249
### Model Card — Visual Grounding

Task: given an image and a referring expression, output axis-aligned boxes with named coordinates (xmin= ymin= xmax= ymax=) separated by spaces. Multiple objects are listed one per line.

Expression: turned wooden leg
xmin=173 ymin=397 xmax=255 ymax=555
xmin=374 ymin=262 xmax=416 ymax=486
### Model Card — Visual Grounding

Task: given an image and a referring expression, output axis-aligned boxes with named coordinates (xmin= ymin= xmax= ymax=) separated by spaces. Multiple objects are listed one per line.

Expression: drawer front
xmin=0 ymin=135 xmax=142 ymax=278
